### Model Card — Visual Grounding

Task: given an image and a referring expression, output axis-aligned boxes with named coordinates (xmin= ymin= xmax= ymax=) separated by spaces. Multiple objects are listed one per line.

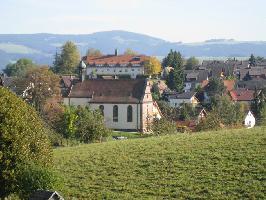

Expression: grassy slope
xmin=54 ymin=127 xmax=266 ymax=199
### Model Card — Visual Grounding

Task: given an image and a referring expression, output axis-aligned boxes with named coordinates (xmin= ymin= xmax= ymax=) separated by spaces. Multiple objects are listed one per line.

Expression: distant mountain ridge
xmin=0 ymin=30 xmax=266 ymax=70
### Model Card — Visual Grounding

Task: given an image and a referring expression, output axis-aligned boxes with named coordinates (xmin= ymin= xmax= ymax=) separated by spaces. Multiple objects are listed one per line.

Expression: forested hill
xmin=1 ymin=30 xmax=266 ymax=69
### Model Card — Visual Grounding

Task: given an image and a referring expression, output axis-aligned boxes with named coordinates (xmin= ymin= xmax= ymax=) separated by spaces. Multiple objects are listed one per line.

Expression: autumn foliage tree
xmin=144 ymin=57 xmax=162 ymax=76
xmin=86 ymin=48 xmax=102 ymax=57
xmin=14 ymin=66 xmax=61 ymax=112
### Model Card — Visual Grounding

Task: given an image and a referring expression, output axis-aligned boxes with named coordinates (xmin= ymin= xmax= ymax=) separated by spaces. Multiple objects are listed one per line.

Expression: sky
xmin=0 ymin=0 xmax=266 ymax=42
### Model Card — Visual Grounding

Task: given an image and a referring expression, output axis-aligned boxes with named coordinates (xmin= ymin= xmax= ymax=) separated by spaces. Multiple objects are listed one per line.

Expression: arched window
xmin=99 ymin=105 xmax=104 ymax=116
xmin=127 ymin=105 xmax=133 ymax=122
xmin=113 ymin=105 xmax=118 ymax=122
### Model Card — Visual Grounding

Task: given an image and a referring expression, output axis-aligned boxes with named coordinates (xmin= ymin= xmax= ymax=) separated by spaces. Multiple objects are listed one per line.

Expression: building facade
xmin=82 ymin=52 xmax=149 ymax=79
xmin=63 ymin=79 xmax=160 ymax=132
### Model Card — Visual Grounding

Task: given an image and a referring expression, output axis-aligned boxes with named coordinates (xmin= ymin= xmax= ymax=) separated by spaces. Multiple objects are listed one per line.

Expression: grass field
xmin=54 ymin=127 xmax=266 ymax=199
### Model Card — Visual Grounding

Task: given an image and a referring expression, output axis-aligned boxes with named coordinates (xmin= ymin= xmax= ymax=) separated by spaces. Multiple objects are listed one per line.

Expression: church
xmin=63 ymin=78 xmax=161 ymax=132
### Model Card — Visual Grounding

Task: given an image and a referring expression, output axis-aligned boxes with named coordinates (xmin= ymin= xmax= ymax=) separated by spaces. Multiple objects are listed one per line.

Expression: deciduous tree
xmin=86 ymin=48 xmax=102 ymax=57
xmin=4 ymin=58 xmax=36 ymax=77
xmin=14 ymin=66 xmax=60 ymax=112
xmin=53 ymin=41 xmax=80 ymax=74
xmin=144 ymin=57 xmax=162 ymax=76
xmin=185 ymin=56 xmax=199 ymax=70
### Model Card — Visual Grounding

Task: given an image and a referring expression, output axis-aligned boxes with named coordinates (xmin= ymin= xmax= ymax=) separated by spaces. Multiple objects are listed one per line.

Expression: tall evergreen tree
xmin=249 ymin=54 xmax=256 ymax=66
xmin=162 ymin=49 xmax=174 ymax=68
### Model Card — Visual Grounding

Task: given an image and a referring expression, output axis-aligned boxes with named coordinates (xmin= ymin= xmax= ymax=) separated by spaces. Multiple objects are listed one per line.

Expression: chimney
xmin=115 ymin=49 xmax=118 ymax=56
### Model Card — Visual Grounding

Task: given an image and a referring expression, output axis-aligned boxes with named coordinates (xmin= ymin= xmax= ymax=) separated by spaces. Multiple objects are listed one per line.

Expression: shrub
xmin=0 ymin=87 xmax=53 ymax=198
xmin=151 ymin=118 xmax=177 ymax=135
xmin=196 ymin=111 xmax=222 ymax=131
xmin=15 ymin=162 xmax=61 ymax=199
xmin=76 ymin=107 xmax=110 ymax=143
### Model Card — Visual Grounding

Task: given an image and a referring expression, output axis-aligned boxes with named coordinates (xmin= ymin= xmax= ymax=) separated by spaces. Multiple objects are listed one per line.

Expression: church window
xmin=99 ymin=105 xmax=104 ymax=116
xmin=113 ymin=105 xmax=118 ymax=122
xmin=127 ymin=105 xmax=133 ymax=122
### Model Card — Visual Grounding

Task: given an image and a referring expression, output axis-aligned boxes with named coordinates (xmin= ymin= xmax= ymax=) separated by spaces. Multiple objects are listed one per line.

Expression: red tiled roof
xmin=84 ymin=54 xmax=149 ymax=66
xmin=223 ymin=80 xmax=235 ymax=91
xmin=201 ymin=80 xmax=235 ymax=91
xmin=229 ymin=89 xmax=255 ymax=101
xmin=68 ymin=79 xmax=147 ymax=103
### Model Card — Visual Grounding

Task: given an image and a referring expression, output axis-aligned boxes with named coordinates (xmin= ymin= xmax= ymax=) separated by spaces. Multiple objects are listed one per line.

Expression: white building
xmin=64 ymin=79 xmax=161 ymax=132
xmin=82 ymin=52 xmax=149 ymax=79
xmin=244 ymin=111 xmax=256 ymax=128
xmin=167 ymin=91 xmax=199 ymax=108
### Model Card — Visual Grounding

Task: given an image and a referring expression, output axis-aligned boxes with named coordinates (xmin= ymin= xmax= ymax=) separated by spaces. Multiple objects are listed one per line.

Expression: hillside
xmin=1 ymin=31 xmax=266 ymax=69
xmin=54 ymin=127 xmax=265 ymax=199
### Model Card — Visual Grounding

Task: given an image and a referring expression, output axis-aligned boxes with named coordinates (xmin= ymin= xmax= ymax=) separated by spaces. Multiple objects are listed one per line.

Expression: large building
xmin=81 ymin=50 xmax=149 ymax=79
xmin=63 ymin=78 xmax=161 ymax=132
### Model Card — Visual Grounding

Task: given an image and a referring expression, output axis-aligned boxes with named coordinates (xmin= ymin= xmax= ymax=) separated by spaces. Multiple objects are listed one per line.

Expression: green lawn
xmin=54 ymin=127 xmax=266 ymax=199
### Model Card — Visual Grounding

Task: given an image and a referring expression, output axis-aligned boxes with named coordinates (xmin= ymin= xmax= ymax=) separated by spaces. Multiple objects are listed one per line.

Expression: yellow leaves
xmin=144 ymin=57 xmax=162 ymax=76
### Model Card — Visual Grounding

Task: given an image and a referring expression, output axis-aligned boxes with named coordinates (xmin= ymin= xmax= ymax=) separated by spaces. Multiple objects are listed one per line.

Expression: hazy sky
xmin=1 ymin=0 xmax=265 ymax=42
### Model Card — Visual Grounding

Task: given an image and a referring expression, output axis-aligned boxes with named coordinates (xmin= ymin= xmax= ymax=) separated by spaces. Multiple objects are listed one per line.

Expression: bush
xmin=196 ymin=111 xmax=222 ymax=131
xmin=0 ymin=87 xmax=53 ymax=198
xmin=15 ymin=162 xmax=61 ymax=199
xmin=76 ymin=107 xmax=110 ymax=143
xmin=151 ymin=118 xmax=177 ymax=135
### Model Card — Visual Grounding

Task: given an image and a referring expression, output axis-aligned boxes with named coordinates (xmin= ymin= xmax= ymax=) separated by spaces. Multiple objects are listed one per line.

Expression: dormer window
xmin=133 ymin=56 xmax=141 ymax=61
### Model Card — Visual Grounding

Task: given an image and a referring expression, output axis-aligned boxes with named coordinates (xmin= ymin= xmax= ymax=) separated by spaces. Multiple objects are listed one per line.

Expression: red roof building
xmin=229 ymin=89 xmax=258 ymax=104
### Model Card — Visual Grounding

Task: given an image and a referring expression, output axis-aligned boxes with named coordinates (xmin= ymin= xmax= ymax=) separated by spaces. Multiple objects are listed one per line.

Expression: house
xmin=82 ymin=50 xmax=150 ymax=79
xmin=167 ymin=91 xmax=199 ymax=108
xmin=229 ymin=89 xmax=258 ymax=104
xmin=60 ymin=75 xmax=78 ymax=97
xmin=244 ymin=111 xmax=256 ymax=128
xmin=202 ymin=80 xmax=236 ymax=103
xmin=64 ymin=78 xmax=161 ymax=132
xmin=29 ymin=190 xmax=64 ymax=200
xmin=184 ymin=70 xmax=209 ymax=92
xmin=237 ymin=80 xmax=266 ymax=90
xmin=0 ymin=74 xmax=14 ymax=90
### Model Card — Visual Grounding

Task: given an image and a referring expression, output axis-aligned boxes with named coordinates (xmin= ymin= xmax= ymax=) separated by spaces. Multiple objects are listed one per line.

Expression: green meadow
xmin=54 ymin=127 xmax=265 ymax=199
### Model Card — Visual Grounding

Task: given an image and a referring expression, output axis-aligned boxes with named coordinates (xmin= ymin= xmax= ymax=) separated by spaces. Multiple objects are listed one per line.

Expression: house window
xmin=99 ymin=105 xmax=104 ymax=116
xmin=113 ymin=105 xmax=118 ymax=122
xmin=127 ymin=105 xmax=133 ymax=122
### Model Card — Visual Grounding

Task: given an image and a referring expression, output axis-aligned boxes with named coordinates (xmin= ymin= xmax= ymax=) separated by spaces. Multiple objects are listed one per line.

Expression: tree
xmin=151 ymin=118 xmax=177 ymax=136
xmin=166 ymin=68 xmax=184 ymax=92
xmin=164 ymin=50 xmax=184 ymax=92
xmin=53 ymin=41 xmax=80 ymax=74
xmin=172 ymin=51 xmax=183 ymax=69
xmin=157 ymin=100 xmax=179 ymax=121
xmin=185 ymin=57 xmax=199 ymax=70
xmin=14 ymin=66 xmax=61 ymax=112
xmin=86 ymin=48 xmax=102 ymax=57
xmin=76 ymin=107 xmax=110 ymax=143
xmin=151 ymin=83 xmax=161 ymax=101
xmin=162 ymin=49 xmax=174 ymax=68
xmin=249 ymin=54 xmax=256 ymax=66
xmin=0 ymin=87 xmax=54 ymax=198
xmin=124 ymin=48 xmax=138 ymax=55
xmin=61 ymin=106 xmax=79 ymax=140
xmin=144 ymin=57 xmax=162 ymax=76
xmin=3 ymin=58 xmax=36 ymax=77
xmin=205 ymin=77 xmax=226 ymax=98
xmin=179 ymin=103 xmax=194 ymax=121
xmin=196 ymin=111 xmax=222 ymax=131
xmin=213 ymin=96 xmax=245 ymax=126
